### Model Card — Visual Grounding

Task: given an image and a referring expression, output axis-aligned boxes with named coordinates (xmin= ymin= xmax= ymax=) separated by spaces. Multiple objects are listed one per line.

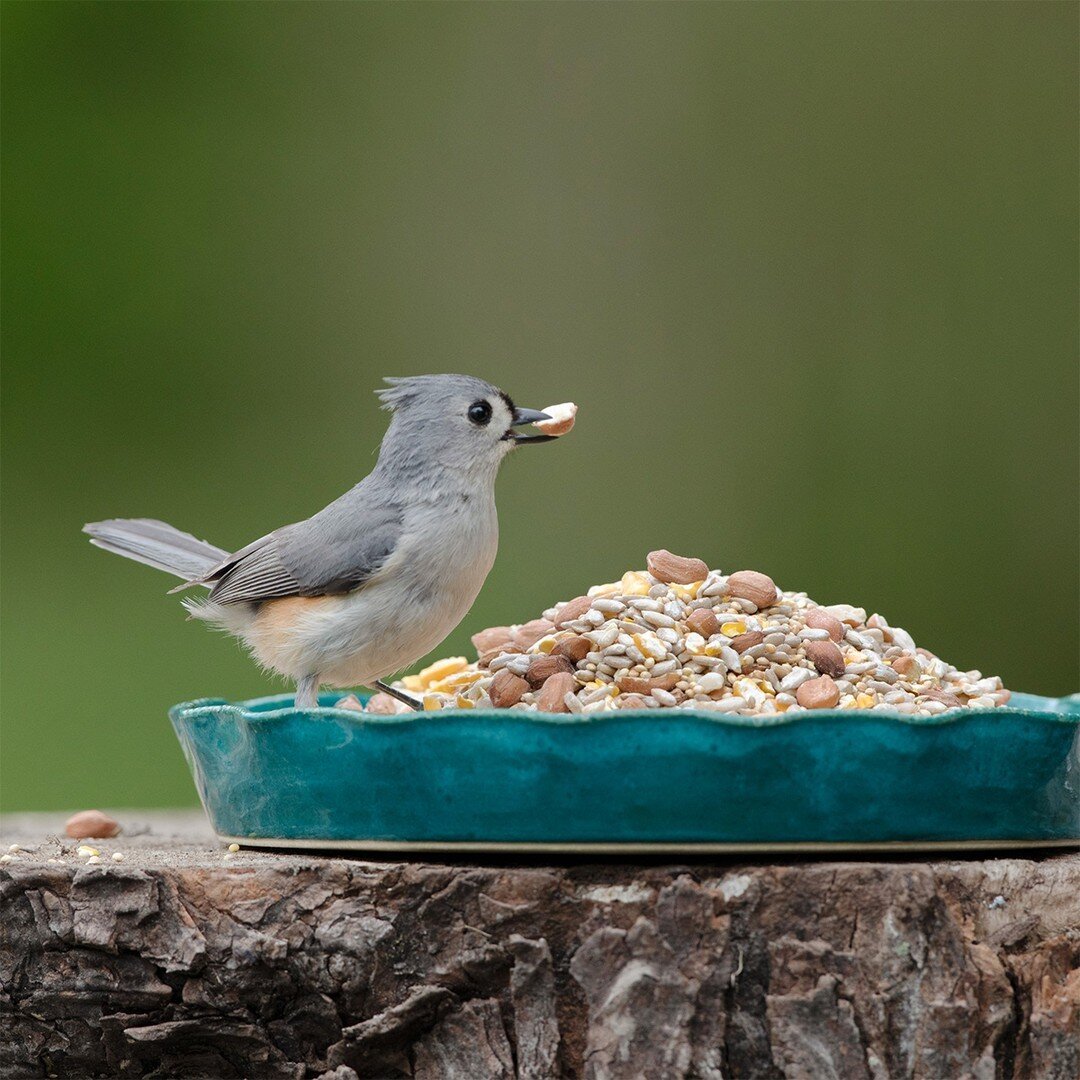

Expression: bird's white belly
xmin=238 ymin=505 xmax=498 ymax=688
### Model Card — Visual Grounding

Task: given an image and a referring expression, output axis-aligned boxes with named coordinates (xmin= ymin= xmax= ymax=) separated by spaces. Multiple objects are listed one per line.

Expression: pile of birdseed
xmin=362 ymin=550 xmax=1010 ymax=716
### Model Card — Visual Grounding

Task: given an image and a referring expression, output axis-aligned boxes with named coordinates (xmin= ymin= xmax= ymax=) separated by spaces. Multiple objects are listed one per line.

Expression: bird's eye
xmin=467 ymin=400 xmax=493 ymax=426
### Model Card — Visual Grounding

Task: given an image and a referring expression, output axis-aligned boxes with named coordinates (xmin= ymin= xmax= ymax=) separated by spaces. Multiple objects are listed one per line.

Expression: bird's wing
xmin=205 ymin=537 xmax=301 ymax=605
xmin=196 ymin=495 xmax=405 ymax=606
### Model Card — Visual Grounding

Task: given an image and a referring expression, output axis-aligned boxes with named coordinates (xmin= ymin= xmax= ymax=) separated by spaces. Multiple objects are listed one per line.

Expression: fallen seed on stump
xmin=65 ymin=810 xmax=120 ymax=840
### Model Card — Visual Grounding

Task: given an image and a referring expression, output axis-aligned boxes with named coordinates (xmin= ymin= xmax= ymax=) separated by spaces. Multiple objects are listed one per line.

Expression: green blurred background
xmin=2 ymin=2 xmax=1077 ymax=811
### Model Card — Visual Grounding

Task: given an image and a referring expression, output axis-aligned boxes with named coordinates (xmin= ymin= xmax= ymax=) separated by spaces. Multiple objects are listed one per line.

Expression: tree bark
xmin=1 ymin=812 xmax=1077 ymax=1079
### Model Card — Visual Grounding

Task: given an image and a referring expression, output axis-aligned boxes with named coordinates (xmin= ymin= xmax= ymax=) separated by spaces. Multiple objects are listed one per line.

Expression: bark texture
xmin=1 ymin=813 xmax=1077 ymax=1079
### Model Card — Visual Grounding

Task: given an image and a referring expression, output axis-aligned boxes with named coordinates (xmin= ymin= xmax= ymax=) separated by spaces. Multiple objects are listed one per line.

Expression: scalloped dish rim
xmin=171 ymin=690 xmax=1080 ymax=730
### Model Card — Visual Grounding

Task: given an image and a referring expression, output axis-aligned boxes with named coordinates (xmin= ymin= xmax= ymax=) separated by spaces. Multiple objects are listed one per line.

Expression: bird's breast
xmin=246 ymin=496 xmax=499 ymax=685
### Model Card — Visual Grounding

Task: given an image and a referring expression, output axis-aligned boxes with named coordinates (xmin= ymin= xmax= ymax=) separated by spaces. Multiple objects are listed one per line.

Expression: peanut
xmin=804 ymin=607 xmax=844 ymax=643
xmin=515 ymin=619 xmax=556 ymax=649
xmin=805 ymin=640 xmax=845 ymax=679
xmin=552 ymin=635 xmax=591 ymax=663
xmin=730 ymin=630 xmax=765 ymax=654
xmin=535 ymin=671 xmax=577 ymax=712
xmin=727 ymin=570 xmax=777 ymax=608
xmin=489 ymin=669 xmax=531 ymax=707
xmin=478 ymin=642 xmax=524 ymax=668
xmin=919 ymin=688 xmax=962 ymax=708
xmin=471 ymin=626 xmax=515 ymax=653
xmin=646 ymin=549 xmax=710 ymax=585
xmin=552 ymin=596 xmax=592 ymax=628
xmin=684 ymin=608 xmax=720 ymax=638
xmin=796 ymin=675 xmax=840 ymax=709
xmin=891 ymin=655 xmax=922 ymax=679
xmin=535 ymin=401 xmax=577 ymax=436
xmin=65 ymin=810 xmax=120 ymax=840
xmin=365 ymin=693 xmax=411 ymax=715
xmin=619 ymin=674 xmax=679 ymax=695
xmin=525 ymin=654 xmax=575 ymax=688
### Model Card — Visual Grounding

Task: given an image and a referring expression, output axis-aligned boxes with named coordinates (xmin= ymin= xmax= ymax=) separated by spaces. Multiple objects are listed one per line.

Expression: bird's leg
xmin=294 ymin=673 xmax=322 ymax=710
xmin=375 ymin=679 xmax=423 ymax=711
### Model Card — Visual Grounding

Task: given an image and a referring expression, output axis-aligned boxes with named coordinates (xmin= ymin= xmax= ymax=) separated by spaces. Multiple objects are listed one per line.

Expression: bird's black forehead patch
xmin=497 ymin=389 xmax=516 ymax=416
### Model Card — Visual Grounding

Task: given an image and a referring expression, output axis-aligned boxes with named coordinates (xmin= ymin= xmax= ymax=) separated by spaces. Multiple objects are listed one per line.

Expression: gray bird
xmin=84 ymin=375 xmax=557 ymax=709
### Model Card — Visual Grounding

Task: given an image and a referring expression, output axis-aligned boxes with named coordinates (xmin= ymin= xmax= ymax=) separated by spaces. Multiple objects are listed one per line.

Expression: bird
xmin=83 ymin=375 xmax=559 ymax=710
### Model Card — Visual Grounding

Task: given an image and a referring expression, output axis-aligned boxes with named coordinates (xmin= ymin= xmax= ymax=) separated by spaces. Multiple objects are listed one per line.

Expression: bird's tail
xmin=83 ymin=518 xmax=227 ymax=581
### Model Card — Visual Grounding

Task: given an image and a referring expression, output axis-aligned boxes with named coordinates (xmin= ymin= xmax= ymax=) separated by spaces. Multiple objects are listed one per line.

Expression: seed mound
xmin=377 ymin=555 xmax=1010 ymax=716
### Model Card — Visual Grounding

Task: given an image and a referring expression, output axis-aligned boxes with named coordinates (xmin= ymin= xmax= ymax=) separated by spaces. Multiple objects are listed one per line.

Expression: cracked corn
xmin=383 ymin=549 xmax=1010 ymax=716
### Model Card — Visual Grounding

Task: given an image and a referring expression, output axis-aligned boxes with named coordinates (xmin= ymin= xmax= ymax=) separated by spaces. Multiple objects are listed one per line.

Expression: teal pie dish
xmin=170 ymin=691 xmax=1080 ymax=852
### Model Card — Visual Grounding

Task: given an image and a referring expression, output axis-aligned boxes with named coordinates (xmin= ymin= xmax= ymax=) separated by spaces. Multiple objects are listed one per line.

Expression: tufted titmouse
xmin=84 ymin=375 xmax=558 ymax=710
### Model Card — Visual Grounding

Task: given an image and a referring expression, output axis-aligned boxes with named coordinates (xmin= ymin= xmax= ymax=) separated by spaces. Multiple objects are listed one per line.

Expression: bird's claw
xmin=374 ymin=679 xmax=423 ymax=711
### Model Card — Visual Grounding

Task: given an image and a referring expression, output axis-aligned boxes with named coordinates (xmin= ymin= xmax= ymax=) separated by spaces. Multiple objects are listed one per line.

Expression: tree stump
xmin=1 ymin=812 xmax=1077 ymax=1079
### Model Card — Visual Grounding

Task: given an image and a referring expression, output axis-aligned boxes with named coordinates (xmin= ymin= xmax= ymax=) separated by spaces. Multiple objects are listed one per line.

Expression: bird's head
xmin=375 ymin=375 xmax=556 ymax=479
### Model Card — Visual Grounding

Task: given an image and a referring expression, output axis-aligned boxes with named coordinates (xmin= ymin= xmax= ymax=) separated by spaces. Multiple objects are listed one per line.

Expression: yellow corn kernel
xmin=535 ymin=636 xmax=558 ymax=654
xmin=401 ymin=675 xmax=424 ymax=692
xmin=455 ymin=694 xmax=475 ymax=709
xmin=587 ymin=581 xmax=621 ymax=598
xmin=704 ymin=642 xmax=726 ymax=657
xmin=619 ymin=571 xmax=653 ymax=596
xmin=422 ymin=694 xmax=443 ymax=711
xmin=417 ymin=656 xmax=468 ymax=687
xmin=721 ymin=621 xmax=746 ymax=637
xmin=846 ymin=651 xmax=866 ymax=666
xmin=632 ymin=632 xmax=667 ymax=660
xmin=732 ymin=677 xmax=773 ymax=707
xmin=77 ymin=846 xmax=100 ymax=857
xmin=429 ymin=670 xmax=484 ymax=693
xmin=671 ymin=581 xmax=703 ymax=601
xmin=856 ymin=693 xmax=876 ymax=709
xmin=740 ymin=677 xmax=774 ymax=696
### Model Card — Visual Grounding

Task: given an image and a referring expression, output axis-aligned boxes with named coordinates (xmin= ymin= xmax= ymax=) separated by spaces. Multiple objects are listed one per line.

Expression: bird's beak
xmin=504 ymin=407 xmax=557 ymax=444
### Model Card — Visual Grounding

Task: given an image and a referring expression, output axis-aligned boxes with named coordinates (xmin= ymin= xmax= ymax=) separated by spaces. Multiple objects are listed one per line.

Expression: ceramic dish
xmin=170 ymin=691 xmax=1079 ymax=853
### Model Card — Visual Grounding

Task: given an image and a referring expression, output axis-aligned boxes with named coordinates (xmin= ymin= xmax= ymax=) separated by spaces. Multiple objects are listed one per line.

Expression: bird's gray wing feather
xmin=206 ymin=539 xmax=301 ymax=604
xmin=203 ymin=490 xmax=404 ymax=605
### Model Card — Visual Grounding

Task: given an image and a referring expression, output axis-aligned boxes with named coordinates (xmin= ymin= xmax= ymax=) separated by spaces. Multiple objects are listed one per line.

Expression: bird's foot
xmin=375 ymin=679 xmax=423 ymax=712
xmin=294 ymin=673 xmax=321 ymax=710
